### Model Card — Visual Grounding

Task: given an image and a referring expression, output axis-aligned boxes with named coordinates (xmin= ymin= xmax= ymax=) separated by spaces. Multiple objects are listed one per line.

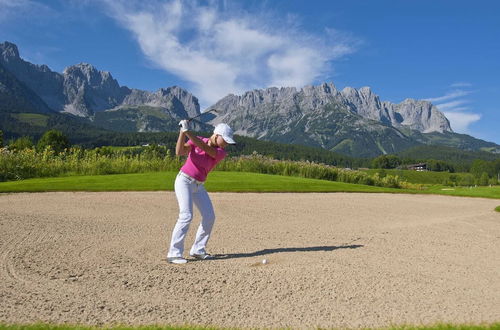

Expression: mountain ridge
xmin=0 ymin=42 xmax=201 ymax=124
xmin=1 ymin=41 xmax=498 ymax=157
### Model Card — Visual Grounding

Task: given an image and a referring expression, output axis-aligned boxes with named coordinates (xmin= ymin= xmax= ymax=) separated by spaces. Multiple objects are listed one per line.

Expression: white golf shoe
xmin=167 ymin=257 xmax=188 ymax=264
xmin=190 ymin=253 xmax=213 ymax=260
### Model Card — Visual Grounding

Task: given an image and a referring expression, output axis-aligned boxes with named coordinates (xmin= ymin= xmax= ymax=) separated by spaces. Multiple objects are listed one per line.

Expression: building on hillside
xmin=407 ymin=163 xmax=427 ymax=171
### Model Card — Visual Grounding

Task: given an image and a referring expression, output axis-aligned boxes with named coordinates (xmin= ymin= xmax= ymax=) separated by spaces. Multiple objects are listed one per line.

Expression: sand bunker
xmin=0 ymin=192 xmax=499 ymax=328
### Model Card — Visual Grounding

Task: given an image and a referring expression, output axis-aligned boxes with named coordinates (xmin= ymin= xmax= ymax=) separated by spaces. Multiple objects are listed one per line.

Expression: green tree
xmin=494 ymin=160 xmax=500 ymax=182
xmin=372 ymin=155 xmax=401 ymax=169
xmin=9 ymin=136 xmax=34 ymax=151
xmin=37 ymin=129 xmax=70 ymax=153
xmin=470 ymin=159 xmax=494 ymax=178
xmin=479 ymin=172 xmax=490 ymax=186
xmin=459 ymin=174 xmax=475 ymax=186
xmin=426 ymin=159 xmax=455 ymax=172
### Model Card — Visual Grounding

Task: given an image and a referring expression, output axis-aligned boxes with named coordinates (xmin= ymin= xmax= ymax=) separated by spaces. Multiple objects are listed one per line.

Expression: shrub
xmin=459 ymin=174 xmax=475 ymax=186
xmin=478 ymin=172 xmax=490 ymax=186
xmin=0 ymin=148 xmax=415 ymax=189
xmin=37 ymin=129 xmax=70 ymax=153
xmin=372 ymin=155 xmax=402 ymax=169
xmin=8 ymin=136 xmax=34 ymax=151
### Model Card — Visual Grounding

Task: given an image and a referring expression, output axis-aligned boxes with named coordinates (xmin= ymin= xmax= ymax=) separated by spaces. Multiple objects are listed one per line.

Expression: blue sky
xmin=1 ymin=0 xmax=499 ymax=144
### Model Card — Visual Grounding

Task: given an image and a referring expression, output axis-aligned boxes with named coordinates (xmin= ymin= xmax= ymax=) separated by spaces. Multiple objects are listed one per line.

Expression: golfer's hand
xmin=178 ymin=120 xmax=189 ymax=132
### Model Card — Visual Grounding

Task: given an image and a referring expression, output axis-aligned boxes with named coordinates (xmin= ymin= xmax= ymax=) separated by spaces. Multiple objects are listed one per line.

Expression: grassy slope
xmin=362 ymin=169 xmax=470 ymax=184
xmin=0 ymin=172 xmax=499 ymax=199
xmin=0 ymin=172 xmax=401 ymax=193
xmin=10 ymin=113 xmax=49 ymax=127
xmin=419 ymin=185 xmax=500 ymax=199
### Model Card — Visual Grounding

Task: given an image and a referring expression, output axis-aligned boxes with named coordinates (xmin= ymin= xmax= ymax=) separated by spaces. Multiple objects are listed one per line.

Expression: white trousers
xmin=167 ymin=172 xmax=216 ymax=258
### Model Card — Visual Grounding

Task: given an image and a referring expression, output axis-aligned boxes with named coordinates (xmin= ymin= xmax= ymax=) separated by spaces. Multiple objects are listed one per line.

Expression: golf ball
xmin=262 ymin=259 xmax=268 ymax=264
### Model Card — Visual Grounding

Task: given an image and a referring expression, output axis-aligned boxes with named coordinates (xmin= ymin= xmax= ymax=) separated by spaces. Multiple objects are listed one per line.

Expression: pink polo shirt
xmin=180 ymin=137 xmax=227 ymax=182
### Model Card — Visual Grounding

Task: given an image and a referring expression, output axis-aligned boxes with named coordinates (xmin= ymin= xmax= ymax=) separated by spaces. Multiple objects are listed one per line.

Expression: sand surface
xmin=0 ymin=192 xmax=499 ymax=329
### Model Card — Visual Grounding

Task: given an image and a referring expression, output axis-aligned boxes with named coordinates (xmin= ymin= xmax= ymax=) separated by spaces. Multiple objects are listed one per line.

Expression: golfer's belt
xmin=178 ymin=171 xmax=205 ymax=185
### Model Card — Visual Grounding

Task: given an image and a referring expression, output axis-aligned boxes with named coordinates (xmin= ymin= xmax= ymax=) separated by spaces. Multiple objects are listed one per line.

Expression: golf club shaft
xmin=187 ymin=108 xmax=218 ymax=122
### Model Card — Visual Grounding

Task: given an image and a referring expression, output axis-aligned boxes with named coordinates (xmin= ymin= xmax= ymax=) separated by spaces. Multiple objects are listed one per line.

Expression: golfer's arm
xmin=184 ymin=131 xmax=217 ymax=158
xmin=175 ymin=131 xmax=190 ymax=156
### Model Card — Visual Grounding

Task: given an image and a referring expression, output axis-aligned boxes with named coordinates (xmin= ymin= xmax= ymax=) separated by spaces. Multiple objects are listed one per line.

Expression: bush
xmin=37 ymin=129 xmax=70 ymax=153
xmin=8 ymin=136 xmax=34 ymax=151
xmin=459 ymin=174 xmax=475 ymax=186
xmin=0 ymin=148 xmax=417 ymax=189
xmin=372 ymin=155 xmax=401 ymax=169
xmin=478 ymin=172 xmax=490 ymax=186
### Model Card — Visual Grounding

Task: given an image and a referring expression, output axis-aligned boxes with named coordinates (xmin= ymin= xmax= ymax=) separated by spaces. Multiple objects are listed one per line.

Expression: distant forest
xmin=1 ymin=111 xmax=500 ymax=175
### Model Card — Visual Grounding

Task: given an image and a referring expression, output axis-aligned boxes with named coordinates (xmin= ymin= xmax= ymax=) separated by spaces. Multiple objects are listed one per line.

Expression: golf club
xmin=185 ymin=108 xmax=218 ymax=123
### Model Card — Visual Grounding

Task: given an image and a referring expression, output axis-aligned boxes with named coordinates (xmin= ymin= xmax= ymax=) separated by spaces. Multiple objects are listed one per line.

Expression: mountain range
xmin=1 ymin=41 xmax=499 ymax=157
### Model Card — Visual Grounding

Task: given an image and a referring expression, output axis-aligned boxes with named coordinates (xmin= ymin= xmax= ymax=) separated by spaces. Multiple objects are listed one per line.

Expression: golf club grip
xmin=178 ymin=118 xmax=194 ymax=127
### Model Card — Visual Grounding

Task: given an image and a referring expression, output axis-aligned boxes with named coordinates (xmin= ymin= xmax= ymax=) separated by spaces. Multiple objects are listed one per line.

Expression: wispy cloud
xmin=0 ymin=0 xmax=55 ymax=23
xmin=442 ymin=112 xmax=481 ymax=133
xmin=100 ymin=0 xmax=360 ymax=107
xmin=450 ymin=82 xmax=472 ymax=88
xmin=434 ymin=100 xmax=469 ymax=111
xmin=427 ymin=86 xmax=480 ymax=134
xmin=424 ymin=90 xmax=471 ymax=103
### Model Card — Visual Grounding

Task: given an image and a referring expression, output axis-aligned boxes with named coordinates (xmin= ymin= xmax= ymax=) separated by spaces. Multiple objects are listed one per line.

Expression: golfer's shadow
xmin=214 ymin=244 xmax=363 ymax=260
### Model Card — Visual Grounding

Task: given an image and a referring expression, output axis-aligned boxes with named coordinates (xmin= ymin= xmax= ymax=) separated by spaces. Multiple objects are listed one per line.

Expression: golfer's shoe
xmin=167 ymin=257 xmax=188 ymax=264
xmin=190 ymin=253 xmax=213 ymax=260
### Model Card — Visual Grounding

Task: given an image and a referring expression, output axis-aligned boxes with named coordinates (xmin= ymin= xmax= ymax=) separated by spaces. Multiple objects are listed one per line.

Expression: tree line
xmin=2 ymin=128 xmax=499 ymax=185
xmin=371 ymin=154 xmax=500 ymax=184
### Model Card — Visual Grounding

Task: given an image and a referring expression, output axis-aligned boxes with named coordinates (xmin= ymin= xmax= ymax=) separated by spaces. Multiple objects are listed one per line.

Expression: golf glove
xmin=179 ymin=120 xmax=189 ymax=132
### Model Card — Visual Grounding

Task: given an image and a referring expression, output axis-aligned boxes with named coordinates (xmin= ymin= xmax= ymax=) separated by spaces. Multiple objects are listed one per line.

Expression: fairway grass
xmin=495 ymin=206 xmax=500 ymax=212
xmin=0 ymin=171 xmax=400 ymax=194
xmin=419 ymin=185 xmax=500 ymax=199
xmin=0 ymin=323 xmax=499 ymax=330
xmin=0 ymin=172 xmax=498 ymax=199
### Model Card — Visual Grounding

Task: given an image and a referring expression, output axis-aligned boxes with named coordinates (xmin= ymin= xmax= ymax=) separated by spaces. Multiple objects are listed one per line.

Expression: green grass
xmin=495 ymin=206 xmax=500 ymax=212
xmin=0 ymin=172 xmax=499 ymax=199
xmin=0 ymin=323 xmax=499 ymax=330
xmin=419 ymin=185 xmax=500 ymax=199
xmin=10 ymin=113 xmax=49 ymax=127
xmin=362 ymin=169 xmax=470 ymax=185
xmin=0 ymin=171 xmax=401 ymax=193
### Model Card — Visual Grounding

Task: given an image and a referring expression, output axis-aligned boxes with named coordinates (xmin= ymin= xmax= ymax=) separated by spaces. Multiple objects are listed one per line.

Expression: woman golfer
xmin=167 ymin=120 xmax=235 ymax=264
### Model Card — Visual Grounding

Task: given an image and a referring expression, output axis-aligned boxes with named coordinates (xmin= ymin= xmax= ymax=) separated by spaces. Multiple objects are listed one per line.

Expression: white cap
xmin=214 ymin=123 xmax=236 ymax=144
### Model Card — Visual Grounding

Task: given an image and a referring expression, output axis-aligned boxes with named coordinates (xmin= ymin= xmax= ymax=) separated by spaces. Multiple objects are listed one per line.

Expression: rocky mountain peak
xmin=359 ymin=86 xmax=374 ymax=97
xmin=341 ymin=86 xmax=357 ymax=96
xmin=161 ymin=85 xmax=196 ymax=102
xmin=212 ymin=82 xmax=452 ymax=135
xmin=63 ymin=63 xmax=116 ymax=88
xmin=120 ymin=85 xmax=200 ymax=120
xmin=0 ymin=41 xmax=20 ymax=61
xmin=401 ymin=98 xmax=428 ymax=106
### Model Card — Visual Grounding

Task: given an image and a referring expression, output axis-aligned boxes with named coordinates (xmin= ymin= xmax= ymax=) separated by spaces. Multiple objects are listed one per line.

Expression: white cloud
xmin=435 ymin=100 xmax=469 ymax=111
xmin=425 ymin=90 xmax=471 ymax=103
xmin=100 ymin=0 xmax=359 ymax=108
xmin=0 ymin=0 xmax=54 ymax=23
xmin=427 ymin=87 xmax=482 ymax=134
xmin=443 ymin=112 xmax=481 ymax=133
